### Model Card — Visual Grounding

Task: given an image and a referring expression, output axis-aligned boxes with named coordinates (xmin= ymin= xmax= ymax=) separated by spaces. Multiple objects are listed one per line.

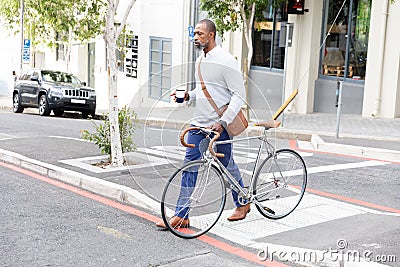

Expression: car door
xmin=27 ymin=70 xmax=41 ymax=106
xmin=18 ymin=70 xmax=32 ymax=104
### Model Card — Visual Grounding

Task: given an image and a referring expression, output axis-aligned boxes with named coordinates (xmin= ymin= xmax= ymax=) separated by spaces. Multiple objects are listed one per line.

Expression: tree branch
xmin=116 ymin=0 xmax=136 ymax=38
xmin=239 ymin=2 xmax=255 ymax=74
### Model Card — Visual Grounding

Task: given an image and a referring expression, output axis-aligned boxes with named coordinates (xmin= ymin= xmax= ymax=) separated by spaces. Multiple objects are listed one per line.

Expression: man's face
xmin=194 ymin=23 xmax=213 ymax=51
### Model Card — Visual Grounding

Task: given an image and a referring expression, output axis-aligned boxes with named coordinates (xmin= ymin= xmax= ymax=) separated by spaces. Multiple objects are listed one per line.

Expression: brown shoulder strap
xmin=197 ymin=56 xmax=223 ymax=117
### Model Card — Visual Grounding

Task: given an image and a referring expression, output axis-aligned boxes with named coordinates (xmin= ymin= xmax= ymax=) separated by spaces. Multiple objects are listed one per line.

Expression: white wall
xmin=363 ymin=0 xmax=400 ymax=118
xmin=381 ymin=1 xmax=400 ymax=118
xmin=0 ymin=24 xmax=21 ymax=97
xmin=92 ymin=0 xmax=191 ymax=111
xmin=285 ymin=0 xmax=323 ymax=114
xmin=129 ymin=0 xmax=190 ymax=109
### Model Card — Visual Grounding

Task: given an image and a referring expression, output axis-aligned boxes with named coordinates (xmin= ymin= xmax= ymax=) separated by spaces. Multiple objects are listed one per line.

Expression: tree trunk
xmin=65 ymin=27 xmax=73 ymax=72
xmin=104 ymin=0 xmax=137 ymax=167
xmin=240 ymin=3 xmax=255 ymax=75
xmin=240 ymin=3 xmax=256 ymax=119
xmin=105 ymin=1 xmax=124 ymax=167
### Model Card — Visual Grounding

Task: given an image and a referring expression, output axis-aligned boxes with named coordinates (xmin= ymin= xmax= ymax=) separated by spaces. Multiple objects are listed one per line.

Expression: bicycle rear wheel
xmin=161 ymin=160 xmax=226 ymax=239
xmin=252 ymin=149 xmax=307 ymax=219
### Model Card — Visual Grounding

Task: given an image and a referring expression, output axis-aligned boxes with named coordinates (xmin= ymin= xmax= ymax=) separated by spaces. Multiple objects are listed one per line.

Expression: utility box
xmin=279 ymin=23 xmax=293 ymax=48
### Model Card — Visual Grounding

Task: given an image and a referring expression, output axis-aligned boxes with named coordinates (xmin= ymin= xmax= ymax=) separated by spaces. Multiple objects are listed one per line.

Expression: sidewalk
xmin=1 ymin=99 xmax=399 ymax=267
xmin=135 ymin=105 xmax=400 ymax=140
xmin=131 ymin=105 xmax=400 ymax=160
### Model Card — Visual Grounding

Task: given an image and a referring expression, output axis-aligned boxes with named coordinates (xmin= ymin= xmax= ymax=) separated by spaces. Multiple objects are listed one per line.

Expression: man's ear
xmin=210 ymin=31 xmax=215 ymax=40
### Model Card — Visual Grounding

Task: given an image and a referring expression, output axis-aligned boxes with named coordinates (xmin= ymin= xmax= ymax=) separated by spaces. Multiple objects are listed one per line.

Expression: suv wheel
xmin=81 ymin=111 xmax=89 ymax=119
xmin=53 ymin=109 xmax=64 ymax=117
xmin=13 ymin=93 xmax=24 ymax=113
xmin=39 ymin=94 xmax=51 ymax=116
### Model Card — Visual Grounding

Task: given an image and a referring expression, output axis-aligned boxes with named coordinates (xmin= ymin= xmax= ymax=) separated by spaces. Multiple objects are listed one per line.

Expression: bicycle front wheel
xmin=252 ymin=149 xmax=307 ymax=219
xmin=161 ymin=160 xmax=226 ymax=239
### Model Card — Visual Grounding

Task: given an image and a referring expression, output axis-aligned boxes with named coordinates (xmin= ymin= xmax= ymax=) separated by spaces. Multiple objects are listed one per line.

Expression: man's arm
xmin=188 ymin=87 xmax=197 ymax=101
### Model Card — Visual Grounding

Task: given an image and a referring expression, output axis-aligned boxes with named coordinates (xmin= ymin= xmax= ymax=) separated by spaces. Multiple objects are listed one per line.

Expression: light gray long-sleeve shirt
xmin=188 ymin=45 xmax=246 ymax=128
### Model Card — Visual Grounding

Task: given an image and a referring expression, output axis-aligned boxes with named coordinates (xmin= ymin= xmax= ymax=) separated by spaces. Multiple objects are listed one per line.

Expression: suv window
xmin=32 ymin=71 xmax=40 ymax=80
xmin=41 ymin=70 xmax=81 ymax=84
xmin=23 ymin=70 xmax=34 ymax=80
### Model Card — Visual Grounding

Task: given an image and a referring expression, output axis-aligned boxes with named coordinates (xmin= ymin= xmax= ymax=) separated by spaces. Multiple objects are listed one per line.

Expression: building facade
xmin=4 ymin=0 xmax=398 ymax=118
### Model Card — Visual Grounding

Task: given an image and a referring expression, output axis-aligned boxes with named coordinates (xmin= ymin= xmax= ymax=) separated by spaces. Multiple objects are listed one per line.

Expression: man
xmin=156 ymin=19 xmax=250 ymax=229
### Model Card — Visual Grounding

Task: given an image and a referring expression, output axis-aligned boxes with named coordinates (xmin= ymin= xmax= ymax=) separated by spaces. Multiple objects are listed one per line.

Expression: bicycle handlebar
xmin=180 ymin=127 xmax=224 ymax=158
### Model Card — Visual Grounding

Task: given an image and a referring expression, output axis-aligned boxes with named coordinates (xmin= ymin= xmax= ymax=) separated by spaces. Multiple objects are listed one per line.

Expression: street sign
xmin=188 ymin=26 xmax=194 ymax=41
xmin=23 ymin=39 xmax=30 ymax=49
xmin=23 ymin=39 xmax=30 ymax=63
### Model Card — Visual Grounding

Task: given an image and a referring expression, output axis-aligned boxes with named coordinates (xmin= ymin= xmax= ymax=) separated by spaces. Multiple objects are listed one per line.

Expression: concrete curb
xmin=311 ymin=134 xmax=400 ymax=162
xmin=0 ymin=148 xmax=160 ymax=214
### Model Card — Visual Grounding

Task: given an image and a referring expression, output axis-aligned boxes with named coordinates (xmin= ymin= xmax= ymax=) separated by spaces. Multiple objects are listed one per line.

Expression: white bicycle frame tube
xmin=211 ymin=129 xmax=274 ymax=197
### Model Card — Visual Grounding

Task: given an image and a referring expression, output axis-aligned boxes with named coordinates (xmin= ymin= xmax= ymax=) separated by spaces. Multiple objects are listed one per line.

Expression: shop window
xmin=149 ymin=37 xmax=172 ymax=101
xmin=321 ymin=0 xmax=371 ymax=80
xmin=252 ymin=3 xmax=288 ymax=69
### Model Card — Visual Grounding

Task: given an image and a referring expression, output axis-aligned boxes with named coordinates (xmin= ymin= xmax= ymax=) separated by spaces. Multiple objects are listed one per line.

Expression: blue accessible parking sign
xmin=23 ymin=39 xmax=30 ymax=63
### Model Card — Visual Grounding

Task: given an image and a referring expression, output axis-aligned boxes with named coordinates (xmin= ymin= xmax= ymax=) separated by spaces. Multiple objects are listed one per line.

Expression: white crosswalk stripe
xmin=139 ymin=146 xmax=389 ymax=175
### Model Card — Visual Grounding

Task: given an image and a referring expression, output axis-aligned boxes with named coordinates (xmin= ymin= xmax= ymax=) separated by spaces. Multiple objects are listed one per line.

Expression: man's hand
xmin=211 ymin=122 xmax=224 ymax=133
xmin=170 ymin=91 xmax=189 ymax=103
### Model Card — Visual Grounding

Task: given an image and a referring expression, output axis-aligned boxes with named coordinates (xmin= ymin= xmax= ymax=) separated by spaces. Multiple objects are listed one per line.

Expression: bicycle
xmin=160 ymin=90 xmax=307 ymax=239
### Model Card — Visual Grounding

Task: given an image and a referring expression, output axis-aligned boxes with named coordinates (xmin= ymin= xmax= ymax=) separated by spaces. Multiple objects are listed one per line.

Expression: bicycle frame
xmin=205 ymin=128 xmax=276 ymax=203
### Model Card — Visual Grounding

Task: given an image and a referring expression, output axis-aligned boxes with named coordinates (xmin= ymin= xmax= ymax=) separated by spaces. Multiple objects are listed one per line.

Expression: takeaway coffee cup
xmin=175 ymin=88 xmax=186 ymax=103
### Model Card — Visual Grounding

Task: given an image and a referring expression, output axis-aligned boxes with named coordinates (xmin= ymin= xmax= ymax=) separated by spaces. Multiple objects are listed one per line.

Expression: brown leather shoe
xmin=155 ymin=216 xmax=190 ymax=229
xmin=227 ymin=203 xmax=251 ymax=221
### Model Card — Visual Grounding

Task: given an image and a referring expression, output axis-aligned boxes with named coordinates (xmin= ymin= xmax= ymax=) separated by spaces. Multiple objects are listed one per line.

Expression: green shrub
xmin=81 ymin=106 xmax=139 ymax=157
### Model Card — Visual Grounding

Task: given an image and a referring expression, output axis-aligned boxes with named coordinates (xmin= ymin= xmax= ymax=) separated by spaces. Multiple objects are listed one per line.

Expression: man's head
xmin=194 ymin=19 xmax=216 ymax=53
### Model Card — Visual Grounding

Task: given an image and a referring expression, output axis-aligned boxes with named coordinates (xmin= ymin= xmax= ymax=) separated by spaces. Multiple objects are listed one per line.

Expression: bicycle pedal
xmin=263 ymin=206 xmax=275 ymax=215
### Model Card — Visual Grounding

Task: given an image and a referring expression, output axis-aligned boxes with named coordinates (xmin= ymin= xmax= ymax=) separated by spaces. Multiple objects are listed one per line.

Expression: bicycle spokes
xmin=252 ymin=149 xmax=307 ymax=219
xmin=161 ymin=160 xmax=226 ymax=239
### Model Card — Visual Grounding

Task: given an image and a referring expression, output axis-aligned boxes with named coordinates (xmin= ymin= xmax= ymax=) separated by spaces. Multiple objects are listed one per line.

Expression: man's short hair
xmin=198 ymin=19 xmax=216 ymax=39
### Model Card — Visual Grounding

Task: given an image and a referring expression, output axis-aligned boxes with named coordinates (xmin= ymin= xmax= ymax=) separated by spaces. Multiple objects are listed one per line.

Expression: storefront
xmin=248 ymin=0 xmax=400 ymax=118
xmin=314 ymin=0 xmax=371 ymax=114
xmin=249 ymin=3 xmax=288 ymax=113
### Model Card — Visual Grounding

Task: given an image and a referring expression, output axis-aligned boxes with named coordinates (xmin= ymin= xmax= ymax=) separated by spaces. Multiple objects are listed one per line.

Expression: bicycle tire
xmin=161 ymin=160 xmax=226 ymax=239
xmin=252 ymin=149 xmax=307 ymax=219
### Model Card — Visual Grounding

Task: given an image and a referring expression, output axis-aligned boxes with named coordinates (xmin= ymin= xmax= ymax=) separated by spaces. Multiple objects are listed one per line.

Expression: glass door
xmin=320 ymin=0 xmax=371 ymax=80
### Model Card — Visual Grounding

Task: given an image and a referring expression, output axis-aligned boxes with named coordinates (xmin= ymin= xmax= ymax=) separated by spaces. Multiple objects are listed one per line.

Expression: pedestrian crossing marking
xmin=140 ymin=146 xmax=388 ymax=176
xmin=208 ymin=192 xmax=372 ymax=245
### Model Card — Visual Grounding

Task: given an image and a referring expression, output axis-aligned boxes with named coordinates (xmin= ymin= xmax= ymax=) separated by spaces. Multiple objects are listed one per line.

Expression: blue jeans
xmin=175 ymin=128 xmax=245 ymax=219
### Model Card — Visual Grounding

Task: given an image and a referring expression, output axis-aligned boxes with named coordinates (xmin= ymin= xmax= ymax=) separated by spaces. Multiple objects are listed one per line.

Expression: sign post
xmin=20 ymin=0 xmax=24 ymax=71
xmin=335 ymin=79 xmax=344 ymax=138
xmin=279 ymin=23 xmax=293 ymax=126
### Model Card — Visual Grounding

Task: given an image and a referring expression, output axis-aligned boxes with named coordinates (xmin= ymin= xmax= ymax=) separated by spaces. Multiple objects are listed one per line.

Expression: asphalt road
xmin=1 ymin=109 xmax=399 ymax=266
xmin=0 ymin=164 xmax=268 ymax=267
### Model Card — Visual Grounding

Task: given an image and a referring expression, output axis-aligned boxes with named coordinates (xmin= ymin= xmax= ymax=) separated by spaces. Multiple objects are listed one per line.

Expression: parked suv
xmin=13 ymin=69 xmax=96 ymax=118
